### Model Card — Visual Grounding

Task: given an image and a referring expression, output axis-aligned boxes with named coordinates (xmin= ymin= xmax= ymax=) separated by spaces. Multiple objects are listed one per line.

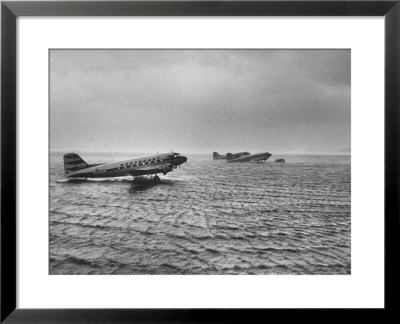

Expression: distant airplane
xmin=63 ymin=152 xmax=187 ymax=180
xmin=213 ymin=152 xmax=226 ymax=160
xmin=213 ymin=151 xmax=250 ymax=160
xmin=226 ymin=152 xmax=250 ymax=160
xmin=227 ymin=152 xmax=272 ymax=163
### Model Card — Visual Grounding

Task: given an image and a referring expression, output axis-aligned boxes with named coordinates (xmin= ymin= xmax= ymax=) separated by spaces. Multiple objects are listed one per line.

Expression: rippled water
xmin=49 ymin=152 xmax=351 ymax=275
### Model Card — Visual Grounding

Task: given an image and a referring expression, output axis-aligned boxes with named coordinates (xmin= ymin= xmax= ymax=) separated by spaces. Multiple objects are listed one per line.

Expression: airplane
xmin=212 ymin=152 xmax=227 ymax=160
xmin=213 ymin=151 xmax=250 ymax=160
xmin=63 ymin=152 xmax=187 ymax=180
xmin=227 ymin=152 xmax=272 ymax=163
xmin=226 ymin=152 xmax=250 ymax=161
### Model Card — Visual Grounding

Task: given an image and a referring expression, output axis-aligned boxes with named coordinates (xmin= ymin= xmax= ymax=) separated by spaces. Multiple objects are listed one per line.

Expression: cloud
xmin=50 ymin=49 xmax=350 ymax=154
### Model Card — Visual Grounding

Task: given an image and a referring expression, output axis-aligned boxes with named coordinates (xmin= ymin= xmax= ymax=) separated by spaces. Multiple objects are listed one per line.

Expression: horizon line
xmin=49 ymin=149 xmax=351 ymax=156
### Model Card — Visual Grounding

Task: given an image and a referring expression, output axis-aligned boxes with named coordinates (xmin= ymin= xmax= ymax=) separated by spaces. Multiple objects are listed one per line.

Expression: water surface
xmin=49 ymin=152 xmax=351 ymax=275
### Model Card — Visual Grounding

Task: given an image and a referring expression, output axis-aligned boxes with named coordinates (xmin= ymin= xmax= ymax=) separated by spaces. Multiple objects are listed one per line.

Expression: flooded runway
xmin=49 ymin=153 xmax=351 ymax=275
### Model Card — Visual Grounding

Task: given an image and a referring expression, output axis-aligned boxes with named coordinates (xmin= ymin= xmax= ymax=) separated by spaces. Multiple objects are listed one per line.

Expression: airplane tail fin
xmin=63 ymin=153 xmax=89 ymax=173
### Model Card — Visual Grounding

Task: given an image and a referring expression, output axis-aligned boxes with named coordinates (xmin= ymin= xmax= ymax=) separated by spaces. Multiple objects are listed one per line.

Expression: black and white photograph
xmin=49 ymin=49 xmax=351 ymax=275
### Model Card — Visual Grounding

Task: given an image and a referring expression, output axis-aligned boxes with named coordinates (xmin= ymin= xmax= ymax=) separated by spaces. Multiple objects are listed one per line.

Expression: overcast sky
xmin=50 ymin=49 xmax=350 ymax=155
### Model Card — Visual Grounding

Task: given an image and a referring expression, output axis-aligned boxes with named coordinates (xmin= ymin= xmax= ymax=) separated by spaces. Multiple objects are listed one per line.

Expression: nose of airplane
xmin=176 ymin=155 xmax=187 ymax=165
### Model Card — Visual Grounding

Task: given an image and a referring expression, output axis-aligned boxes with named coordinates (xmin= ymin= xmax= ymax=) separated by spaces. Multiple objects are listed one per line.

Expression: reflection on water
xmin=128 ymin=178 xmax=178 ymax=193
xmin=49 ymin=153 xmax=351 ymax=275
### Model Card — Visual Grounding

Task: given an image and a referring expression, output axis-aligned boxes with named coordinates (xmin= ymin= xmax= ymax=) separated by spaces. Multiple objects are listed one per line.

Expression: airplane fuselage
xmin=65 ymin=152 xmax=187 ymax=178
xmin=226 ymin=152 xmax=250 ymax=160
xmin=227 ymin=152 xmax=272 ymax=163
xmin=213 ymin=151 xmax=250 ymax=160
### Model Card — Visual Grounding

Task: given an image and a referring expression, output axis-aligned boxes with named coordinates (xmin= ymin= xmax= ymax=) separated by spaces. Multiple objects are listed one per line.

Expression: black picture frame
xmin=1 ymin=1 xmax=399 ymax=322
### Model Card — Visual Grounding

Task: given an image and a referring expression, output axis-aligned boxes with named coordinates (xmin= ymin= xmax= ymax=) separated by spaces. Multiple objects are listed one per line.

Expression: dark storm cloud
xmin=50 ymin=49 xmax=350 ymax=154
